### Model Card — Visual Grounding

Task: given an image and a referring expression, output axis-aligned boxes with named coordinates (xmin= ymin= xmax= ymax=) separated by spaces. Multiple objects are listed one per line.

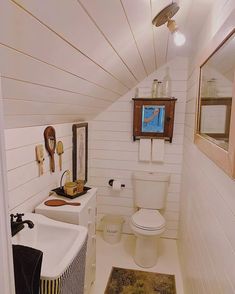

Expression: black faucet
xmin=11 ymin=213 xmax=34 ymax=237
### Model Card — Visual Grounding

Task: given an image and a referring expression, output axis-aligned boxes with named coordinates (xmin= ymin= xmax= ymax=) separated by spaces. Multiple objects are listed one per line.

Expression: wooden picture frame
xmin=132 ymin=98 xmax=177 ymax=142
xmin=72 ymin=123 xmax=88 ymax=183
xmin=195 ymin=28 xmax=235 ymax=179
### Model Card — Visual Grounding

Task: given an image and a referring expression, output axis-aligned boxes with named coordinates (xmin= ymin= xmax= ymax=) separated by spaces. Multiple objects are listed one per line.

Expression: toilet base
xmin=134 ymin=235 xmax=159 ymax=268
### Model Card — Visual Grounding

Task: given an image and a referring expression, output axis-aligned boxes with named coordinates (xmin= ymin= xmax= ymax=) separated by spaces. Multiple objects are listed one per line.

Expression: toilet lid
xmin=131 ymin=209 xmax=165 ymax=231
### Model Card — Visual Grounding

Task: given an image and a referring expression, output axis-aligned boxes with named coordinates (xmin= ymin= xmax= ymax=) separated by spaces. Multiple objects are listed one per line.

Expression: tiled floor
xmin=90 ymin=232 xmax=184 ymax=294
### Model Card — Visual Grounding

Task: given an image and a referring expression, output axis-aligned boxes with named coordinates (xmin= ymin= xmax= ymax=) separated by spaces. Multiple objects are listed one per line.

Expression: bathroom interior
xmin=0 ymin=0 xmax=235 ymax=293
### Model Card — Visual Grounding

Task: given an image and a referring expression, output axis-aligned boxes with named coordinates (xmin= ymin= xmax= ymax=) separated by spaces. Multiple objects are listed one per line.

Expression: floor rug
xmin=104 ymin=267 xmax=176 ymax=294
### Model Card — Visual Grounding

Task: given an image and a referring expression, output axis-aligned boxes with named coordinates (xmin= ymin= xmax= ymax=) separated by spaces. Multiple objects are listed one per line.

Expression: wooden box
xmin=132 ymin=98 xmax=177 ymax=142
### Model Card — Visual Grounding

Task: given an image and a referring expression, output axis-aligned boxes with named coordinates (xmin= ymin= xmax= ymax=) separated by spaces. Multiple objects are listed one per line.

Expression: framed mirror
xmin=195 ymin=29 xmax=235 ymax=178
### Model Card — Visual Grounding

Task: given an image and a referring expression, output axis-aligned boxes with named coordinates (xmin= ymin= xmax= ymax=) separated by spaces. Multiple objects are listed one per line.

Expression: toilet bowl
xmin=130 ymin=171 xmax=170 ymax=268
xmin=130 ymin=209 xmax=166 ymax=268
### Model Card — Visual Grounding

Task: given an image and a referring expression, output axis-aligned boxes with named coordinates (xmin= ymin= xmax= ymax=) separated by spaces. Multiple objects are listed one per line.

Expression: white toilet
xmin=130 ymin=171 xmax=170 ymax=268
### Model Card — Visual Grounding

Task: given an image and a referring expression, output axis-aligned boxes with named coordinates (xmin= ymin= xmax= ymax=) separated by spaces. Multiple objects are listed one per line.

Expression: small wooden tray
xmin=52 ymin=186 xmax=91 ymax=199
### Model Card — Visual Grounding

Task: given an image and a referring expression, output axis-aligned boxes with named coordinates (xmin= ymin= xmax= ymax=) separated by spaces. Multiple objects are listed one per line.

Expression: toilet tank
xmin=133 ymin=171 xmax=170 ymax=209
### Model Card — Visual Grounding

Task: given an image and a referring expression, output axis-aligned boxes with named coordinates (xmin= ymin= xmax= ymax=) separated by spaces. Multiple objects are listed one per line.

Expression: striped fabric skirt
xmin=40 ymin=237 xmax=87 ymax=294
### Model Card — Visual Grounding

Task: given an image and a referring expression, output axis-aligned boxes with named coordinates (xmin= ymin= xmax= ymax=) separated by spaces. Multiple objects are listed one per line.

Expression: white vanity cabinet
xmin=35 ymin=187 xmax=97 ymax=294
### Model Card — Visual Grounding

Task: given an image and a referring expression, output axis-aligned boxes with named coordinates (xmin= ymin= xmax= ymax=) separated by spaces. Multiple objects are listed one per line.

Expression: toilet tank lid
xmin=133 ymin=171 xmax=170 ymax=182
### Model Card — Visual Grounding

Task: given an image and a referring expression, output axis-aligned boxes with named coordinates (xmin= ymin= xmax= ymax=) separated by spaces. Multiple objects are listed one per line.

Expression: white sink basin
xmin=12 ymin=213 xmax=87 ymax=279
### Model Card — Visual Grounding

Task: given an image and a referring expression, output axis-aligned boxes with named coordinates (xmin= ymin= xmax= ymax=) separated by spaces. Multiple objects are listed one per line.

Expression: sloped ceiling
xmin=0 ymin=0 xmax=214 ymax=128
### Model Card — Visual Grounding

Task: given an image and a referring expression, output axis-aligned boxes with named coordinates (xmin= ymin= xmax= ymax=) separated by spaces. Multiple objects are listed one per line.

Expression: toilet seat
xmin=131 ymin=209 xmax=165 ymax=231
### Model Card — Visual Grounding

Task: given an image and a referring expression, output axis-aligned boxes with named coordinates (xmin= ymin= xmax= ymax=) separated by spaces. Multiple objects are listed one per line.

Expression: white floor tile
xmin=90 ymin=232 xmax=184 ymax=294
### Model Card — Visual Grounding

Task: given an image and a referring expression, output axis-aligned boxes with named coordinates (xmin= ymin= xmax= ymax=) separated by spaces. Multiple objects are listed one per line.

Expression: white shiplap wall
xmin=0 ymin=0 xmax=215 ymax=129
xmin=178 ymin=0 xmax=235 ymax=293
xmin=89 ymin=57 xmax=187 ymax=239
xmin=5 ymin=122 xmax=75 ymax=213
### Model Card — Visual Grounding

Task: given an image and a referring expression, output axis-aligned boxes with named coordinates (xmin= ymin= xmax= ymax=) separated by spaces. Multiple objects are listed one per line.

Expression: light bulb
xmin=173 ymin=30 xmax=186 ymax=46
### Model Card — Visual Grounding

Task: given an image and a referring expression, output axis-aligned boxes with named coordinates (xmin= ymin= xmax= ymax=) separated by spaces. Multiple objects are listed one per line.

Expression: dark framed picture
xmin=132 ymin=98 xmax=177 ymax=142
xmin=72 ymin=123 xmax=88 ymax=183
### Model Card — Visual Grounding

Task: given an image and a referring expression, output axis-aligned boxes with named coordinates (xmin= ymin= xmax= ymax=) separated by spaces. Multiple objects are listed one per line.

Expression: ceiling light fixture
xmin=152 ymin=2 xmax=186 ymax=47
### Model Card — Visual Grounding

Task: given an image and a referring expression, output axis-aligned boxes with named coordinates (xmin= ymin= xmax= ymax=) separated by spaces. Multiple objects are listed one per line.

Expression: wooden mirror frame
xmin=195 ymin=28 xmax=235 ymax=179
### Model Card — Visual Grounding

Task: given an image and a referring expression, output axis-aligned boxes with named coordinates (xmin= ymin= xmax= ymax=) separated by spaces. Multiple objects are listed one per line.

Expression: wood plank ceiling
xmin=0 ymin=0 xmax=214 ymax=128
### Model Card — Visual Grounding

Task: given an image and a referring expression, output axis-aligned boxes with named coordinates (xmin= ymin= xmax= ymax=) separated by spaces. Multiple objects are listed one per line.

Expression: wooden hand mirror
xmin=44 ymin=126 xmax=56 ymax=172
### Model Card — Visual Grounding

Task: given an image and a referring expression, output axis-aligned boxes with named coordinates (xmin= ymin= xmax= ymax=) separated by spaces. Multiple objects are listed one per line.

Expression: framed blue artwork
xmin=142 ymin=105 xmax=165 ymax=133
xmin=132 ymin=98 xmax=177 ymax=142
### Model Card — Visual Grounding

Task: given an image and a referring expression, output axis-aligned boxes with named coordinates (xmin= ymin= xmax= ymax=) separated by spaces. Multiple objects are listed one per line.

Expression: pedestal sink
xmin=12 ymin=213 xmax=88 ymax=279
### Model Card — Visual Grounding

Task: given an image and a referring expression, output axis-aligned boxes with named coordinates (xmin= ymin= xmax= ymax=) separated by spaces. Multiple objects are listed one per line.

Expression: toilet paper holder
xmin=108 ymin=179 xmax=125 ymax=188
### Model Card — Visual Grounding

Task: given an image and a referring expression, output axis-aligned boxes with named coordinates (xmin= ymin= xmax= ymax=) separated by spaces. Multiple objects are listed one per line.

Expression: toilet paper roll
xmin=112 ymin=180 xmax=122 ymax=191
